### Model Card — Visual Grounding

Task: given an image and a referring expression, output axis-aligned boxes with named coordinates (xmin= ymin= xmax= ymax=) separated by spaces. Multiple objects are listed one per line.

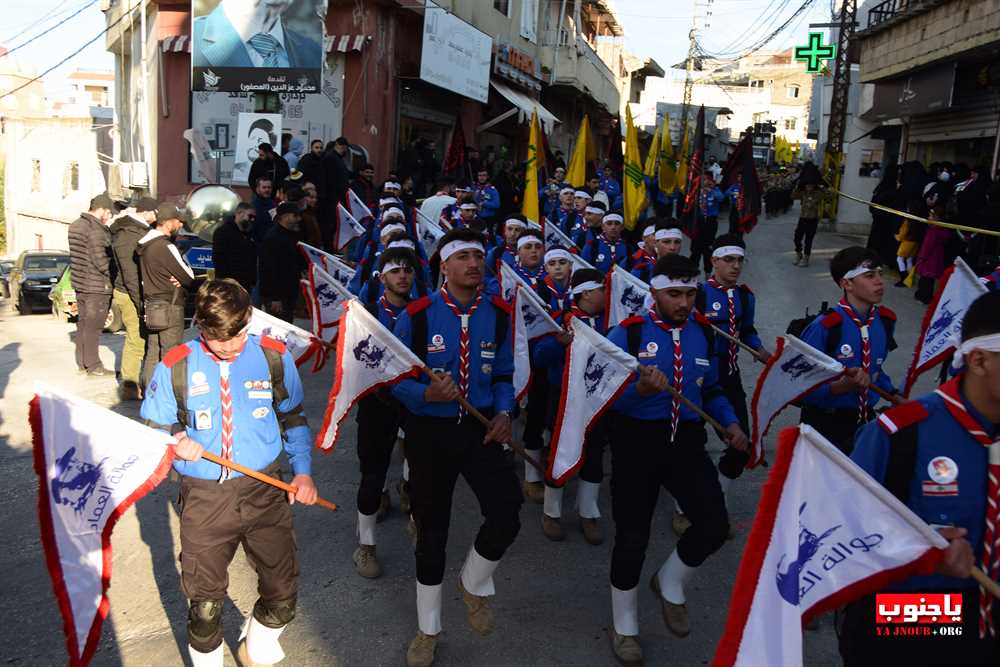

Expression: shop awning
xmin=160 ymin=36 xmax=190 ymax=53
xmin=324 ymin=35 xmax=367 ymax=53
xmin=861 ymin=63 xmax=955 ymax=121
xmin=485 ymin=80 xmax=560 ymax=134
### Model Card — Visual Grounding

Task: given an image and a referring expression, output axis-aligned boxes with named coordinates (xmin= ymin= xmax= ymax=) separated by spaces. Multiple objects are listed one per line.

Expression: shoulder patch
xmin=260 ymin=335 xmax=287 ymax=354
xmin=820 ymin=311 xmax=843 ymax=329
xmin=162 ymin=344 xmax=192 ymax=368
xmin=406 ymin=295 xmax=432 ymax=315
xmin=879 ymin=306 xmax=897 ymax=321
xmin=620 ymin=315 xmax=646 ymax=328
xmin=491 ymin=295 xmax=512 ymax=314
xmin=877 ymin=401 xmax=930 ymax=435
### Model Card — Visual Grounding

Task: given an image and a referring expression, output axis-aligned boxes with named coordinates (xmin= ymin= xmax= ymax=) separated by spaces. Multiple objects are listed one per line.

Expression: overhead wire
xmin=4 ymin=0 xmax=78 ymax=44
xmin=1 ymin=0 xmax=99 ymax=59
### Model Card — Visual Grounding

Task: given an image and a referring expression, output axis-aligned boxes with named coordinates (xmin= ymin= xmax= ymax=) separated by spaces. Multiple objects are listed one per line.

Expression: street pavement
xmin=0 ymin=206 xmax=940 ymax=666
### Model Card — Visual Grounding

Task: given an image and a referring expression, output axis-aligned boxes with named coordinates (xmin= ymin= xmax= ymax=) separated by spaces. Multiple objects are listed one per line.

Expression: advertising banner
xmin=419 ymin=0 xmax=492 ymax=103
xmin=232 ymin=112 xmax=283 ymax=186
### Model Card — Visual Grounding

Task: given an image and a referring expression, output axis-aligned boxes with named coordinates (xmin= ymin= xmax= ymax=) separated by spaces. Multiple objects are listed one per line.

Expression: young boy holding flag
xmin=581 ymin=212 xmax=630 ymax=273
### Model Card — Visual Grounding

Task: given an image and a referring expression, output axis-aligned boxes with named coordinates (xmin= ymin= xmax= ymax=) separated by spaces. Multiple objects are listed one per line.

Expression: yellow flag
xmin=676 ymin=122 xmax=690 ymax=190
xmin=623 ymin=105 xmax=646 ymax=230
xmin=565 ymin=114 xmax=593 ymax=188
xmin=522 ymin=110 xmax=541 ymax=225
xmin=643 ymin=123 xmax=660 ymax=178
xmin=658 ymin=115 xmax=676 ymax=194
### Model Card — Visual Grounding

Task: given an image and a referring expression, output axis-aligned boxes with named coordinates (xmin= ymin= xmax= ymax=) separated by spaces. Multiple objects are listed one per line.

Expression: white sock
xmin=402 ymin=457 xmax=410 ymax=482
xmin=358 ymin=510 xmax=376 ymax=546
xmin=524 ymin=450 xmax=542 ymax=483
xmin=416 ymin=582 xmax=442 ymax=635
xmin=460 ymin=545 xmax=499 ymax=597
xmin=576 ymin=480 xmax=601 ymax=519
xmin=611 ymin=586 xmax=639 ymax=636
xmin=187 ymin=644 xmax=223 ymax=667
xmin=656 ymin=550 xmax=696 ymax=604
xmin=243 ymin=616 xmax=286 ymax=664
xmin=896 ymin=256 xmax=906 ymax=273
xmin=543 ymin=485 xmax=564 ymax=519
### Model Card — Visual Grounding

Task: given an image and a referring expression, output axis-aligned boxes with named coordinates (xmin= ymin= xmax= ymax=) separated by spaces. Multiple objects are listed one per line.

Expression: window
xmin=254 ymin=93 xmax=280 ymax=114
xmin=31 ymin=159 xmax=40 ymax=192
xmin=749 ymin=80 xmax=765 ymax=89
xmin=63 ymin=161 xmax=79 ymax=197
xmin=494 ymin=0 xmax=510 ymax=16
xmin=784 ymin=118 xmax=796 ymax=131
xmin=786 ymin=84 xmax=800 ymax=99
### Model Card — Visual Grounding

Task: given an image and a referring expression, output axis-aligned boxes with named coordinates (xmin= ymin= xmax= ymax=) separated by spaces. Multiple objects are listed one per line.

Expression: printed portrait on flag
xmin=192 ymin=0 xmax=325 ymax=93
xmin=231 ymin=112 xmax=282 ymax=185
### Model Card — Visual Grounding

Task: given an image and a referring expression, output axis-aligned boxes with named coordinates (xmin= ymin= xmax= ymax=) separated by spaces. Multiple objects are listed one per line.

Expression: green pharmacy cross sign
xmin=794 ymin=32 xmax=837 ymax=74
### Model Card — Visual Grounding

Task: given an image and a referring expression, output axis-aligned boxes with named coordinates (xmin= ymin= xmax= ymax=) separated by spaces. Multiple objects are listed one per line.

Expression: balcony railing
xmin=867 ymin=0 xmax=912 ymax=29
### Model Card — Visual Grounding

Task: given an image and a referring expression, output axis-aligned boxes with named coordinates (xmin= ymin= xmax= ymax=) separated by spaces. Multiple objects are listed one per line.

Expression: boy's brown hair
xmin=194 ymin=279 xmax=252 ymax=340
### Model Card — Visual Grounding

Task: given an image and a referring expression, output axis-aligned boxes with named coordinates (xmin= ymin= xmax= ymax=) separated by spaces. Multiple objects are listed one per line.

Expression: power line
xmin=696 ymin=0 xmax=818 ymax=59
xmin=1 ymin=0 xmax=98 ymax=59
xmin=4 ymin=0 xmax=78 ymax=43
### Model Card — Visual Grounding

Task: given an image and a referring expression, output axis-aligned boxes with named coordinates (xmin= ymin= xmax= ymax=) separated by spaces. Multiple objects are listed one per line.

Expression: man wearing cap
xmin=110 ymin=196 xmax=158 ymax=398
xmin=136 ymin=204 xmax=196 ymax=387
xmin=391 ymin=228 xmax=521 ymax=667
xmin=605 ymin=254 xmax=748 ymax=661
xmin=259 ymin=202 xmax=306 ymax=323
xmin=533 ymin=268 xmax=610 ymax=544
xmin=798 ymin=246 xmax=903 ymax=454
xmin=581 ymin=212 xmax=629 ymax=273
xmin=474 ymin=169 xmax=501 ymax=230
xmin=68 ymin=193 xmax=118 ymax=377
xmin=572 ymin=199 xmax=606 ymax=247
xmin=548 ymin=187 xmax=577 ymax=233
xmin=600 ymin=166 xmax=623 ymax=211
xmin=631 ymin=223 xmax=659 ymax=284
xmin=486 ymin=216 xmax=526 ymax=276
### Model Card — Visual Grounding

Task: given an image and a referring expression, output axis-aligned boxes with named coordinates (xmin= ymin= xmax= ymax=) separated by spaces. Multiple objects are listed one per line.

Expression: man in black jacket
xmin=297 ymin=139 xmax=326 ymax=197
xmin=67 ymin=193 xmax=117 ymax=376
xmin=136 ymin=204 xmax=196 ymax=386
xmin=110 ymin=196 xmax=157 ymax=399
xmin=212 ymin=203 xmax=257 ymax=292
xmin=247 ymin=142 xmax=290 ymax=191
xmin=259 ymin=202 xmax=305 ymax=322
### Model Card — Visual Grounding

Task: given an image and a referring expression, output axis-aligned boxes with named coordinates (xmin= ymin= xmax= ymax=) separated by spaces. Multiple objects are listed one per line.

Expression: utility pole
xmin=681 ymin=13 xmax=697 ymax=129
xmin=820 ymin=0 xmax=857 ymax=220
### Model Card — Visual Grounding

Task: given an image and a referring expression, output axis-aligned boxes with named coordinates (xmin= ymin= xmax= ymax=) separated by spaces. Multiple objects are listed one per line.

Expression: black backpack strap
xmin=262 ymin=345 xmax=307 ymax=437
xmin=364 ymin=284 xmax=379 ymax=316
xmin=880 ymin=313 xmax=898 ymax=351
xmin=416 ymin=280 xmax=428 ymax=298
xmin=171 ymin=356 xmax=190 ymax=429
xmin=627 ymin=321 xmax=642 ymax=358
xmin=695 ymin=285 xmax=706 ymax=315
xmin=412 ymin=308 xmax=428 ymax=365
xmin=884 ymin=423 xmax=920 ymax=504
xmin=824 ymin=321 xmax=842 ymax=358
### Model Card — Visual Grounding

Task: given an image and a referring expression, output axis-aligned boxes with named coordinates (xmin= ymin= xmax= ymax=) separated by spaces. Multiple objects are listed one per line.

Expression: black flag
xmin=721 ymin=131 xmax=763 ymax=234
xmin=679 ymin=106 xmax=705 ymax=238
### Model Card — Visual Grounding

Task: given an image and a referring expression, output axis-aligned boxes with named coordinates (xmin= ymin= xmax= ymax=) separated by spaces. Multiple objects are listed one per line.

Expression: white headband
xmin=385 ymin=182 xmax=401 ymax=190
xmin=560 ymin=187 xmax=575 ymax=196
xmin=842 ymin=261 xmax=880 ymax=281
xmin=381 ymin=260 xmax=411 ymax=274
xmin=545 ymin=248 xmax=573 ymax=264
xmin=459 ymin=203 xmax=478 ymax=210
xmin=643 ymin=225 xmax=656 ymax=237
xmin=387 ymin=239 xmax=415 ymax=250
xmin=571 ymin=280 xmax=603 ymax=295
xmin=655 ymin=228 xmax=683 ymax=241
xmin=504 ymin=218 xmax=526 ymax=229
xmin=574 ymin=191 xmax=592 ymax=199
xmin=379 ymin=197 xmax=399 ymax=207
xmin=440 ymin=240 xmax=484 ymax=262
xmin=952 ymin=333 xmax=1000 ymax=369
xmin=517 ymin=235 xmax=543 ymax=249
xmin=382 ymin=209 xmax=404 ymax=221
xmin=651 ymin=274 xmax=698 ymax=290
xmin=585 ymin=206 xmax=605 ymax=215
xmin=712 ymin=245 xmax=745 ymax=259
xmin=603 ymin=213 xmax=624 ymax=224
xmin=380 ymin=223 xmax=406 ymax=237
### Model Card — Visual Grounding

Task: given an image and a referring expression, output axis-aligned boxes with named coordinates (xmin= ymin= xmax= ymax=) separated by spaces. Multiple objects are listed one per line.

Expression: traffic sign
xmin=185 ymin=247 xmax=214 ymax=272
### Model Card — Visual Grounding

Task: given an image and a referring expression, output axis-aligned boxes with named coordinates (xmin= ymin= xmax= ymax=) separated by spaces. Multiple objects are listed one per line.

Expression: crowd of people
xmin=63 ymin=139 xmax=1000 ymax=666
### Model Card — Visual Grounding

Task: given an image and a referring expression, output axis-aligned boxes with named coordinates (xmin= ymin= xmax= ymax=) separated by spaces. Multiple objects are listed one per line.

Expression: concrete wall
xmin=857 ymin=0 xmax=1000 ymax=82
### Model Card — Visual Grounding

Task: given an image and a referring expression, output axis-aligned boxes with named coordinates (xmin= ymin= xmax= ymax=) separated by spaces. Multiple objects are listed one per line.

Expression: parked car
xmin=0 ymin=259 xmax=13 ymax=298
xmin=47 ymin=266 xmax=123 ymax=332
xmin=9 ymin=250 xmax=70 ymax=314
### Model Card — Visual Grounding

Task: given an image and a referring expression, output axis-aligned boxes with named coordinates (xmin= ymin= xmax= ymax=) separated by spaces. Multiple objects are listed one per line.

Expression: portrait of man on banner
xmin=192 ymin=0 xmax=325 ymax=93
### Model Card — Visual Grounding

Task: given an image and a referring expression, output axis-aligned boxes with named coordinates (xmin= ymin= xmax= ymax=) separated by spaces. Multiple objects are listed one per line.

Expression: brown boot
xmin=650 ymin=574 xmax=690 ymax=637
xmin=352 ymin=544 xmax=382 ymax=579
xmin=522 ymin=480 xmax=544 ymax=503
xmin=375 ymin=491 xmax=391 ymax=523
xmin=407 ymin=515 xmax=417 ymax=545
xmin=458 ymin=579 xmax=495 ymax=636
xmin=542 ymin=514 xmax=565 ymax=542
xmin=610 ymin=631 xmax=644 ymax=666
xmin=671 ymin=510 xmax=691 ymax=537
xmin=580 ymin=517 xmax=604 ymax=545
xmin=405 ymin=631 xmax=438 ymax=667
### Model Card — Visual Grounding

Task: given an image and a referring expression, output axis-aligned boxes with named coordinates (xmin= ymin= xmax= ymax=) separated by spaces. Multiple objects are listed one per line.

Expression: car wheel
xmin=103 ymin=302 xmax=123 ymax=332
xmin=17 ymin=291 xmax=30 ymax=315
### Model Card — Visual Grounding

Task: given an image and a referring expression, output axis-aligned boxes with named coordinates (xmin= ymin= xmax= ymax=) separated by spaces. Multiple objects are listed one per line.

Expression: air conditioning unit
xmin=125 ymin=161 xmax=149 ymax=189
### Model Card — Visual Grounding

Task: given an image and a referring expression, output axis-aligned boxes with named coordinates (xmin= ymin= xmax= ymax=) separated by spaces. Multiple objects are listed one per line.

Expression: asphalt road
xmin=0 ymin=207 xmax=939 ymax=666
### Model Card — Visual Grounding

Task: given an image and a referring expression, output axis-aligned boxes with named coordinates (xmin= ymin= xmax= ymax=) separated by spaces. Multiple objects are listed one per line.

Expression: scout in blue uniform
xmin=538 ymin=247 xmax=573 ymax=312
xmin=548 ymin=187 xmax=579 ymax=235
xmin=140 ymin=280 xmax=317 ymax=667
xmin=473 ymin=170 xmax=501 ymax=229
xmin=982 ymin=264 xmax=999 ymax=291
xmin=604 ymin=254 xmax=748 ymax=664
xmin=352 ymin=248 xmax=423 ymax=579
xmin=799 ymin=247 xmax=903 ymax=454
xmin=580 ymin=211 xmax=630 ymax=273
xmin=453 ymin=201 xmax=495 ymax=247
xmin=630 ymin=223 xmax=658 ymax=284
xmin=572 ymin=199 xmax=606 ymax=248
xmin=533 ymin=268 xmax=609 ymax=545
xmin=349 ymin=212 xmax=409 ymax=293
xmin=486 ymin=216 xmax=526 ymax=276
xmin=844 ymin=291 xmax=1000 ymax=666
xmin=391 ymin=228 xmax=521 ymax=667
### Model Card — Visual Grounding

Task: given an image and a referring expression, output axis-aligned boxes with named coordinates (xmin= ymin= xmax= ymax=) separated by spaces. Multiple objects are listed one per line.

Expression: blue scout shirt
xmin=800 ymin=302 xmax=898 ymax=410
xmin=631 ymin=248 xmax=656 ymax=284
xmin=140 ymin=335 xmax=312 ymax=480
xmin=698 ymin=281 xmax=763 ymax=365
xmin=851 ymin=377 xmax=996 ymax=591
xmin=474 ymin=184 xmax=501 ymax=220
xmin=486 ymin=244 xmax=517 ymax=276
xmin=536 ymin=275 xmax=571 ymax=313
xmin=581 ymin=234 xmax=630 ymax=273
xmin=392 ymin=289 xmax=515 ymax=417
xmin=534 ymin=308 xmax=607 ymax=387
xmin=608 ymin=310 xmax=738 ymax=425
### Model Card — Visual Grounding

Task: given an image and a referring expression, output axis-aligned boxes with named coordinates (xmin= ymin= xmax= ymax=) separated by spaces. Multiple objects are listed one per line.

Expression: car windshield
xmin=24 ymin=255 xmax=69 ymax=271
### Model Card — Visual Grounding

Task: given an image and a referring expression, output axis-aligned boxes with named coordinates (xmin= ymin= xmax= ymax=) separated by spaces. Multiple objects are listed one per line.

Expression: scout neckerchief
xmin=934 ymin=376 xmax=1000 ymax=638
xmin=649 ymin=309 xmax=685 ymax=442
xmin=598 ymin=234 xmax=620 ymax=267
xmin=440 ymin=287 xmax=483 ymax=417
xmin=707 ymin=277 xmax=740 ymax=375
xmin=379 ymin=294 xmax=402 ymax=325
xmin=570 ymin=306 xmax=600 ymax=332
xmin=839 ymin=299 xmax=877 ymax=421
xmin=545 ymin=275 xmax=570 ymax=312
xmin=516 ymin=260 xmax=545 ymax=287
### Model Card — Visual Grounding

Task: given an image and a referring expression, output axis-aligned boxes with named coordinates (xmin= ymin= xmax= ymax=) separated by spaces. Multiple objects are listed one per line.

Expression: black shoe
xmin=86 ymin=366 xmax=114 ymax=377
xmin=893 ymin=280 xmax=906 ymax=287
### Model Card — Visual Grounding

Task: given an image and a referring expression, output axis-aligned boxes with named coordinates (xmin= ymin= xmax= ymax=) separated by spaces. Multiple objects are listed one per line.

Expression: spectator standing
xmin=792 ymin=182 xmax=824 ymax=268
xmin=247 ymin=143 xmax=290 ymax=191
xmin=323 ymin=137 xmax=352 ymax=209
xmin=250 ymin=177 xmax=275 ymax=243
xmin=350 ymin=163 xmax=378 ymax=212
xmin=473 ymin=169 xmax=501 ymax=230
xmin=914 ymin=206 xmax=952 ymax=304
xmin=110 ymin=196 xmax=158 ymax=398
xmin=136 ymin=204 xmax=195 ymax=387
xmin=283 ymin=136 xmax=304 ymax=170
xmin=212 ymin=203 xmax=257 ymax=292
xmin=67 ymin=193 xmax=117 ymax=376
xmin=260 ymin=202 xmax=306 ymax=322
xmin=866 ymin=164 xmax=902 ymax=266
xmin=297 ymin=139 xmax=326 ymax=196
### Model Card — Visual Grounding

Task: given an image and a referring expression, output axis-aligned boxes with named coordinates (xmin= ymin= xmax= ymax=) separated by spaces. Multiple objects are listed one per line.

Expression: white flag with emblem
xmin=902 ymin=257 xmax=987 ymax=397
xmin=512 ymin=284 xmax=562 ymax=401
xmin=498 ymin=261 xmax=534 ymax=303
xmin=528 ymin=219 xmax=593 ymax=272
xmin=335 ymin=203 xmax=367 ymax=250
xmin=305 ymin=263 xmax=354 ymax=343
xmin=748 ymin=335 xmax=844 ymax=468
xmin=248 ymin=307 xmax=327 ymax=371
xmin=297 ymin=242 xmax=353 ymax=287
xmin=606 ymin=265 xmax=651 ymax=328
xmin=316 ymin=299 xmax=424 ymax=451
xmin=548 ymin=317 xmax=638 ymax=483
xmin=712 ymin=425 xmax=948 ymax=667
xmin=346 ymin=188 xmax=374 ymax=222
xmin=414 ymin=206 xmax=446 ymax=257
xmin=31 ymin=383 xmax=174 ymax=667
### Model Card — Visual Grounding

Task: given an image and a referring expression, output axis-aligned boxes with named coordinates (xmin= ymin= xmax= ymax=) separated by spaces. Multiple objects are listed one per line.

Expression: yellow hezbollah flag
xmin=565 ymin=114 xmax=595 ymax=188
xmin=658 ymin=115 xmax=676 ymax=194
xmin=522 ymin=110 xmax=541 ymax=225
xmin=643 ymin=123 xmax=660 ymax=178
xmin=676 ymin=122 xmax=690 ymax=190
xmin=623 ymin=105 xmax=646 ymax=230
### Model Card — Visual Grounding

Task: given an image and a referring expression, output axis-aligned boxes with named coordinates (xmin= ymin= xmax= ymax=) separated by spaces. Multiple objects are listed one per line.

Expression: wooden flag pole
xmin=659 ymin=381 xmax=730 ymax=441
xmin=200 ymin=451 xmax=337 ymax=512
